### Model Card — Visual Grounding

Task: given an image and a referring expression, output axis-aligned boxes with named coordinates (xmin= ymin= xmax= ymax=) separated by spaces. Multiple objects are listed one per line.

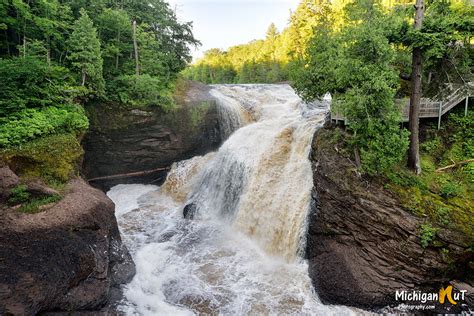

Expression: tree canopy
xmin=0 ymin=0 xmax=200 ymax=148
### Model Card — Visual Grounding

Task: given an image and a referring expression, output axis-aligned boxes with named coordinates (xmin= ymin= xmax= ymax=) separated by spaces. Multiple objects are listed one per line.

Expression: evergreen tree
xmin=293 ymin=0 xmax=410 ymax=175
xmin=68 ymin=9 xmax=104 ymax=95
xmin=265 ymin=23 xmax=279 ymax=61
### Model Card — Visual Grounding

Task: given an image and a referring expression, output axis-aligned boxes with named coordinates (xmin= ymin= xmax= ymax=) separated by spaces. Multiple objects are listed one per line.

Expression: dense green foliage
xmin=385 ymin=108 xmax=474 ymax=241
xmin=389 ymin=1 xmax=474 ymax=97
xmin=291 ymin=0 xmax=472 ymax=175
xmin=420 ymin=223 xmax=438 ymax=248
xmin=293 ymin=0 xmax=411 ymax=175
xmin=0 ymin=57 xmax=78 ymax=117
xmin=68 ymin=9 xmax=104 ymax=94
xmin=0 ymin=0 xmax=199 ymax=181
xmin=8 ymin=183 xmax=62 ymax=213
xmin=8 ymin=184 xmax=30 ymax=205
xmin=0 ymin=106 xmax=88 ymax=147
xmin=0 ymin=56 xmax=88 ymax=147
xmin=108 ymin=74 xmax=174 ymax=110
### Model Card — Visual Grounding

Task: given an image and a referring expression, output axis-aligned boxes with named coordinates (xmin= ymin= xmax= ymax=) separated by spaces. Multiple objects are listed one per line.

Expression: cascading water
xmin=108 ymin=84 xmax=360 ymax=315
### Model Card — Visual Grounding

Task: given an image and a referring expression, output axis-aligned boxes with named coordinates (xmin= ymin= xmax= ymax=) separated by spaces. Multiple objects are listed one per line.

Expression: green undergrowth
xmin=18 ymin=195 xmax=62 ymax=214
xmin=106 ymin=74 xmax=176 ymax=111
xmin=0 ymin=133 xmax=84 ymax=185
xmin=7 ymin=184 xmax=62 ymax=214
xmin=384 ymin=108 xmax=474 ymax=242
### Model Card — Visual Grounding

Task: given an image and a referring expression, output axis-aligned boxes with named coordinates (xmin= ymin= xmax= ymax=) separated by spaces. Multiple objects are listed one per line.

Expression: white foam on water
xmin=108 ymin=184 xmax=159 ymax=217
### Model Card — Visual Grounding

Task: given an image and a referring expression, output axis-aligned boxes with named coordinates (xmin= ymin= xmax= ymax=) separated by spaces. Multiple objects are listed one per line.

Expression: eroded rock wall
xmin=307 ymin=127 xmax=473 ymax=312
xmin=82 ymin=81 xmax=222 ymax=190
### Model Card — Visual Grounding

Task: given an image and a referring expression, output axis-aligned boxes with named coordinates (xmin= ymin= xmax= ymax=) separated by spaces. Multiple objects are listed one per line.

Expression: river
xmin=107 ymin=84 xmax=359 ymax=315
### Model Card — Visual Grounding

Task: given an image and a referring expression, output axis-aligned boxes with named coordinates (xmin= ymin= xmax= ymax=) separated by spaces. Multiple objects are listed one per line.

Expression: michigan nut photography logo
xmin=395 ymin=285 xmax=469 ymax=311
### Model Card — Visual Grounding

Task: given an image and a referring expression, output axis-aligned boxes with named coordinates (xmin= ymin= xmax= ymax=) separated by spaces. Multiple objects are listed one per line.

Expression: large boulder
xmin=307 ymin=127 xmax=473 ymax=312
xmin=0 ymin=179 xmax=135 ymax=314
xmin=0 ymin=166 xmax=20 ymax=202
xmin=82 ymin=81 xmax=222 ymax=190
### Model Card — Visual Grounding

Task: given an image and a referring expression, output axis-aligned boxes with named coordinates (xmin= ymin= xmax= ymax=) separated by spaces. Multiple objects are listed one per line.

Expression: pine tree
xmin=68 ymin=9 xmax=104 ymax=95
xmin=265 ymin=23 xmax=279 ymax=61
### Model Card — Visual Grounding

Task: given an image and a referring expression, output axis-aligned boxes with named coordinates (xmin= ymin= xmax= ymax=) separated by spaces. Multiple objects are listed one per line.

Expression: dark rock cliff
xmin=82 ymin=81 xmax=222 ymax=190
xmin=307 ymin=127 xmax=473 ymax=312
xmin=0 ymin=178 xmax=134 ymax=315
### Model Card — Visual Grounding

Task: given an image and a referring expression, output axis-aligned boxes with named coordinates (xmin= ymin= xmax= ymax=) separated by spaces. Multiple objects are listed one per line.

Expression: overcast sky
xmin=165 ymin=0 xmax=300 ymax=60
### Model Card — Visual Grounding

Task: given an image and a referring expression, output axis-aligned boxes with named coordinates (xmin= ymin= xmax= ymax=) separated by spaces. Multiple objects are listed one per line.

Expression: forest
xmin=0 ymin=0 xmax=199 ymax=149
xmin=185 ymin=0 xmax=473 ymax=175
xmin=184 ymin=0 xmax=474 ymax=247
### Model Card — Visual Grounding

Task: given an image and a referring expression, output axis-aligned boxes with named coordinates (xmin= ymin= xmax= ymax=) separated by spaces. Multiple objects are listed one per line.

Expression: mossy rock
xmin=0 ymin=133 xmax=84 ymax=185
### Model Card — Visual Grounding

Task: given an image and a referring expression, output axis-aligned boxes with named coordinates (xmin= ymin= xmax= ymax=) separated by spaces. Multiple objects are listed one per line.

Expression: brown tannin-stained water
xmin=108 ymin=84 xmax=360 ymax=315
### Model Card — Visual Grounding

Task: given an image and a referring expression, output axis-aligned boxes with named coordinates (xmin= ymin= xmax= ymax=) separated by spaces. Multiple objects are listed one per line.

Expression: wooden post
xmin=438 ymin=101 xmax=442 ymax=130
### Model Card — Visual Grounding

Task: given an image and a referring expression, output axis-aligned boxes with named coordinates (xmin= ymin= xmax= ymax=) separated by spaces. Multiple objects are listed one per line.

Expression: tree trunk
xmin=46 ymin=37 xmax=51 ymax=65
xmin=4 ymin=29 xmax=10 ymax=56
xmin=23 ymin=35 xmax=26 ymax=58
xmin=116 ymin=28 xmax=121 ymax=70
xmin=82 ymin=71 xmax=86 ymax=86
xmin=132 ymin=20 xmax=139 ymax=76
xmin=407 ymin=0 xmax=424 ymax=175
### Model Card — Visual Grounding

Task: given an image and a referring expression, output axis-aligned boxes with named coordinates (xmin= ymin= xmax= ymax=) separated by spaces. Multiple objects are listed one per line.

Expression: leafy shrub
xmin=386 ymin=169 xmax=425 ymax=188
xmin=0 ymin=105 xmax=88 ymax=148
xmin=0 ymin=57 xmax=77 ymax=117
xmin=436 ymin=207 xmax=451 ymax=226
xmin=420 ymin=224 xmax=438 ymax=248
xmin=447 ymin=109 xmax=474 ymax=159
xmin=107 ymin=74 xmax=174 ymax=111
xmin=8 ymin=185 xmax=30 ymax=205
xmin=421 ymin=136 xmax=443 ymax=156
xmin=440 ymin=181 xmax=461 ymax=198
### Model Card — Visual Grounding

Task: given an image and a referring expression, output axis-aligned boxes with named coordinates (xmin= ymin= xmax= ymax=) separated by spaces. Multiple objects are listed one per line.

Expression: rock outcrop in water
xmin=82 ymin=81 xmax=222 ymax=190
xmin=307 ymin=127 xmax=473 ymax=312
xmin=0 ymin=178 xmax=134 ymax=315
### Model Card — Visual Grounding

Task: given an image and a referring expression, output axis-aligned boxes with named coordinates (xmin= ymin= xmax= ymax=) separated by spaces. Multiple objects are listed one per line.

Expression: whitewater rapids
xmin=108 ymin=84 xmax=358 ymax=315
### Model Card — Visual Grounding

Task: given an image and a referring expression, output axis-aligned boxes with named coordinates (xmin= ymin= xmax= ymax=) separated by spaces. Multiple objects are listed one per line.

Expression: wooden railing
xmin=332 ymin=82 xmax=473 ymax=129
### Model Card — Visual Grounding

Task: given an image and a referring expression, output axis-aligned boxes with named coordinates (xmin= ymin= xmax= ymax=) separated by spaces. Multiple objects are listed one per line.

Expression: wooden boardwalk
xmin=331 ymin=82 xmax=473 ymax=129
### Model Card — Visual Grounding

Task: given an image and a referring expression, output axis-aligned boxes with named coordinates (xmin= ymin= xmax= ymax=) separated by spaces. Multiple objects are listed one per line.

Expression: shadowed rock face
xmin=306 ymin=127 xmax=473 ymax=313
xmin=0 ymin=179 xmax=135 ymax=315
xmin=82 ymin=81 xmax=222 ymax=191
xmin=0 ymin=166 xmax=19 ymax=203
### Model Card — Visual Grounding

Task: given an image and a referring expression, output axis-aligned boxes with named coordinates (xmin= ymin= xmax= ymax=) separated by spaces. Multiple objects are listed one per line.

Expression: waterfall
xmin=187 ymin=84 xmax=327 ymax=261
xmin=107 ymin=84 xmax=356 ymax=315
xmin=210 ymin=87 xmax=252 ymax=141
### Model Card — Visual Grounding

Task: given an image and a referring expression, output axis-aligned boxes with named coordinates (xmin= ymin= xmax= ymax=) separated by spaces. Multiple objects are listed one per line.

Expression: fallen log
xmin=435 ymin=159 xmax=474 ymax=173
xmin=87 ymin=167 xmax=171 ymax=182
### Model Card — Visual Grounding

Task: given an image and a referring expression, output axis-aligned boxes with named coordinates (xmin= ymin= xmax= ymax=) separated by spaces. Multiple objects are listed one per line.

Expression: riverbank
xmin=0 ymin=80 xmax=220 ymax=313
xmin=307 ymin=125 xmax=473 ymax=313
xmin=0 ymin=172 xmax=134 ymax=314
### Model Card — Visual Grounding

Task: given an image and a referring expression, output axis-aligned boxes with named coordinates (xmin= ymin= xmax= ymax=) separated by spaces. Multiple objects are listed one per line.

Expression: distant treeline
xmin=182 ymin=0 xmax=417 ymax=84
